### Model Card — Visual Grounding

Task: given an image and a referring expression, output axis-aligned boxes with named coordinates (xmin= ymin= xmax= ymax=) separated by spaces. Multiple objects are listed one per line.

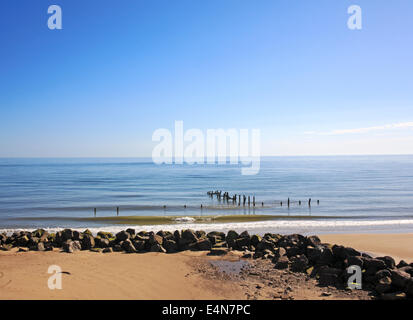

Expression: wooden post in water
xmin=94 ymin=208 xmax=96 ymax=217
xmin=317 ymin=200 xmax=320 ymax=205
xmin=280 ymin=201 xmax=283 ymax=206
xmin=308 ymin=198 xmax=312 ymax=206
xmin=253 ymin=196 xmax=255 ymax=206
xmin=243 ymin=195 xmax=246 ymax=206
xmin=248 ymin=196 xmax=250 ymax=206
xmin=299 ymin=200 xmax=301 ymax=205
xmin=116 ymin=206 xmax=119 ymax=216
xmin=261 ymin=202 xmax=264 ymax=207
xmin=287 ymin=198 xmax=290 ymax=207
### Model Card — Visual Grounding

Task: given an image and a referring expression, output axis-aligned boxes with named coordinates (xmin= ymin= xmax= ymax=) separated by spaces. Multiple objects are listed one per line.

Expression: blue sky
xmin=1 ymin=0 xmax=412 ymax=157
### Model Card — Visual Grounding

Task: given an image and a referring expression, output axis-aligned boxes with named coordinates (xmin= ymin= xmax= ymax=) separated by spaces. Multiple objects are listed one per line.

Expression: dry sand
xmin=0 ymin=233 xmax=412 ymax=300
xmin=320 ymin=233 xmax=413 ymax=263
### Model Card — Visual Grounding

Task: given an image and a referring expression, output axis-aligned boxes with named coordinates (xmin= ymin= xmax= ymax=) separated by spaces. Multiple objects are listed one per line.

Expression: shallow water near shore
xmin=1 ymin=155 xmax=413 ymax=234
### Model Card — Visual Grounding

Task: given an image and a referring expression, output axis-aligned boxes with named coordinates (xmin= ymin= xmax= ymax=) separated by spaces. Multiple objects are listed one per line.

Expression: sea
xmin=1 ymin=156 xmax=413 ymax=235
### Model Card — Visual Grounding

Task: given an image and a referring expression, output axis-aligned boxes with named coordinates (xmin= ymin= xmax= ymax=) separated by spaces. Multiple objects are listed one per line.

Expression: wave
xmin=2 ymin=217 xmax=413 ymax=236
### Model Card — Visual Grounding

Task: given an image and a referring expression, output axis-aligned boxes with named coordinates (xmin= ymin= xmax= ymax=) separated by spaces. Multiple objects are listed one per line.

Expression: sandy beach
xmin=1 ymin=232 xmax=412 ymax=300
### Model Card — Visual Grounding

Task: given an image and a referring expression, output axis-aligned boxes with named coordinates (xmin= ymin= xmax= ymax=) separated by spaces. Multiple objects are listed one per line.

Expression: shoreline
xmin=1 ymin=228 xmax=412 ymax=300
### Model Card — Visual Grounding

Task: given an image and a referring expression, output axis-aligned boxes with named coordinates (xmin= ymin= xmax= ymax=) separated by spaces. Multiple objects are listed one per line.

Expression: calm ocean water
xmin=1 ymin=156 xmax=413 ymax=235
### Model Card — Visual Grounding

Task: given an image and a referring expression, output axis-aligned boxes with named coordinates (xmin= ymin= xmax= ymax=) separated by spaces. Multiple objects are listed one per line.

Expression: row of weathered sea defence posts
xmin=92 ymin=191 xmax=319 ymax=216
xmin=207 ymin=190 xmax=319 ymax=207
xmin=1 ymin=228 xmax=412 ymax=300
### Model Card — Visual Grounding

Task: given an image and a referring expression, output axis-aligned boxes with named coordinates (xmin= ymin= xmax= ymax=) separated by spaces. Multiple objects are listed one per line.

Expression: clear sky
xmin=1 ymin=0 xmax=412 ymax=157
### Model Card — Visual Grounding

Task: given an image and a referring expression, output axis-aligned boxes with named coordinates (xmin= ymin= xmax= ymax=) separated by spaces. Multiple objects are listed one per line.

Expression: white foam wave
xmin=1 ymin=218 xmax=413 ymax=236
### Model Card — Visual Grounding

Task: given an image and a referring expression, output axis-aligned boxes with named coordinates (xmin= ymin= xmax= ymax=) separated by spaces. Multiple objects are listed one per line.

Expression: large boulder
xmin=163 ymin=239 xmax=178 ymax=253
xmin=182 ymin=229 xmax=198 ymax=243
xmin=148 ymin=233 xmax=163 ymax=246
xmin=121 ymin=239 xmax=137 ymax=253
xmin=196 ymin=238 xmax=212 ymax=251
xmin=61 ymin=229 xmax=74 ymax=242
xmin=150 ymin=243 xmax=166 ymax=253
xmin=377 ymin=256 xmax=396 ymax=269
xmin=116 ymin=231 xmax=130 ymax=242
xmin=290 ymin=255 xmax=309 ymax=272
xmin=306 ymin=235 xmax=321 ymax=247
xmin=390 ymin=269 xmax=411 ymax=289
xmin=63 ymin=240 xmax=81 ymax=253
xmin=274 ymin=256 xmax=289 ymax=269
xmin=332 ymin=245 xmax=360 ymax=261
xmin=81 ymin=234 xmax=95 ymax=250
xmin=317 ymin=247 xmax=334 ymax=266
xmin=375 ymin=276 xmax=392 ymax=294
xmin=406 ymin=278 xmax=413 ymax=297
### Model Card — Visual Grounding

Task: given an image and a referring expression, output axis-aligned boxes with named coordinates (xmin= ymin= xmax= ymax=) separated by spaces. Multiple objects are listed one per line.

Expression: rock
xmin=274 ymin=256 xmax=289 ymax=269
xmin=81 ymin=234 xmax=95 ymax=250
xmin=61 ymin=229 xmax=74 ymax=241
xmin=63 ymin=240 xmax=81 ymax=253
xmin=256 ymin=239 xmax=275 ymax=252
xmin=377 ymin=256 xmax=396 ymax=269
xmin=18 ymin=247 xmax=28 ymax=252
xmin=396 ymin=260 xmax=409 ymax=268
xmin=399 ymin=266 xmax=413 ymax=276
xmin=102 ymin=247 xmax=113 ymax=253
xmin=132 ymin=240 xmax=145 ymax=252
xmin=72 ymin=231 xmax=83 ymax=241
xmin=196 ymin=230 xmax=206 ymax=239
xmin=290 ymin=255 xmax=309 ymax=272
xmin=208 ymin=248 xmax=229 ymax=256
xmin=250 ymin=235 xmax=262 ymax=247
xmin=306 ymin=235 xmax=321 ymax=247
xmin=234 ymin=237 xmax=250 ymax=249
xmin=32 ymin=229 xmax=47 ymax=238
xmin=149 ymin=233 xmax=163 ymax=246
xmin=332 ymin=245 xmax=360 ymax=261
xmin=242 ymin=252 xmax=253 ymax=259
xmin=90 ymin=248 xmax=102 ymax=253
xmin=122 ymin=239 xmax=137 ymax=253
xmin=239 ymin=230 xmax=250 ymax=238
xmin=196 ymin=238 xmax=212 ymax=251
xmin=207 ymin=231 xmax=225 ymax=240
xmin=35 ymin=242 xmax=45 ymax=251
xmin=163 ymin=239 xmax=178 ymax=253
xmin=375 ymin=269 xmax=392 ymax=282
xmin=286 ymin=246 xmax=304 ymax=258
xmin=16 ymin=235 xmax=29 ymax=247
xmin=126 ymin=228 xmax=136 ymax=237
xmin=113 ymin=244 xmax=123 ymax=252
xmin=406 ymin=278 xmax=413 ymax=297
xmin=363 ymin=257 xmax=387 ymax=275
xmin=345 ymin=256 xmax=364 ymax=268
xmin=182 ymin=229 xmax=198 ymax=243
xmin=0 ymin=244 xmax=12 ymax=251
xmin=375 ymin=276 xmax=392 ymax=294
xmin=97 ymin=231 xmax=114 ymax=239
xmin=306 ymin=245 xmax=323 ymax=264
xmin=390 ymin=269 xmax=411 ymax=288
xmin=96 ymin=237 xmax=110 ymax=248
xmin=150 ymin=243 xmax=166 ymax=253
xmin=83 ymin=229 xmax=93 ymax=236
xmin=116 ymin=231 xmax=130 ymax=242
xmin=226 ymin=230 xmax=239 ymax=241
xmin=213 ymin=241 xmax=227 ymax=248
xmin=380 ymin=292 xmax=407 ymax=300
xmin=317 ymin=247 xmax=334 ymax=266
